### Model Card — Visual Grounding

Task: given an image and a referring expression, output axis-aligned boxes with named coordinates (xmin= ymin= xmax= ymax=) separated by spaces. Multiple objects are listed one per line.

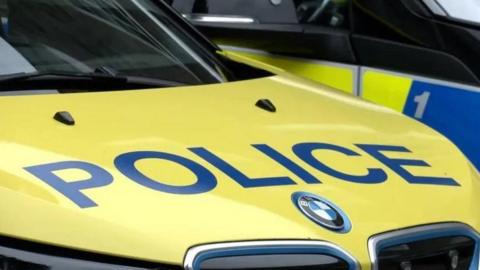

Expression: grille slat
xmin=378 ymin=236 xmax=475 ymax=270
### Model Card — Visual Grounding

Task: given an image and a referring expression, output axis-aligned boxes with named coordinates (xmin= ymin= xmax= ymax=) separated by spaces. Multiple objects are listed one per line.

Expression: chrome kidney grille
xmin=184 ymin=241 xmax=358 ymax=270
xmin=184 ymin=224 xmax=479 ymax=270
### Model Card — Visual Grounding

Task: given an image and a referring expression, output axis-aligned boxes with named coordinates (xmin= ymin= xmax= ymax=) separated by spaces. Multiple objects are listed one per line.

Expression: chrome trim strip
xmin=184 ymin=240 xmax=359 ymax=270
xmin=368 ymin=223 xmax=480 ymax=270
xmin=183 ymin=14 xmax=257 ymax=24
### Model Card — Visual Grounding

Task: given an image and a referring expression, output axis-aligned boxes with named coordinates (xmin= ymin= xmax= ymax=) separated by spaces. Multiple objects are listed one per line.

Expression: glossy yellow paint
xmin=222 ymin=49 xmax=356 ymax=94
xmin=0 ymin=71 xmax=478 ymax=269
xmin=361 ymin=70 xmax=412 ymax=112
xmin=221 ymin=48 xmax=416 ymax=113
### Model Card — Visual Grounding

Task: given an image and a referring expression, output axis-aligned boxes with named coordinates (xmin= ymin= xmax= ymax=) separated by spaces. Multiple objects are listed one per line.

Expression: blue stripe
xmin=403 ymin=81 xmax=480 ymax=171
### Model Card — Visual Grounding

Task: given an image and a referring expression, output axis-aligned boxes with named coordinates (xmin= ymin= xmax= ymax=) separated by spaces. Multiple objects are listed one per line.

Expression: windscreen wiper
xmin=0 ymin=70 xmax=186 ymax=91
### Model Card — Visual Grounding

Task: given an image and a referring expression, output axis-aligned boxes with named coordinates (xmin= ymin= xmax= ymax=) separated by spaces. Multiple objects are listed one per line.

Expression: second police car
xmin=0 ymin=0 xmax=479 ymax=270
xmin=174 ymin=0 xmax=480 ymax=171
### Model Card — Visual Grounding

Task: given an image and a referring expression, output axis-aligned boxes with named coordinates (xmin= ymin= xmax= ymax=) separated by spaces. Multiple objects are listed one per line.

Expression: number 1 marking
xmin=414 ymin=91 xmax=431 ymax=119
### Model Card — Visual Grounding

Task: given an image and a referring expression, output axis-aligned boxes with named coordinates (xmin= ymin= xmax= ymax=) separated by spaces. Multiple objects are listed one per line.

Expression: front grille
xmin=378 ymin=236 xmax=475 ymax=270
xmin=369 ymin=223 xmax=480 ymax=270
xmin=184 ymin=241 xmax=358 ymax=270
xmin=198 ymin=254 xmax=349 ymax=270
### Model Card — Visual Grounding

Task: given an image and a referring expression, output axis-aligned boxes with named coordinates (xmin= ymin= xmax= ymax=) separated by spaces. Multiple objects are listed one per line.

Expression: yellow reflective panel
xmin=224 ymin=50 xmax=355 ymax=94
xmin=361 ymin=70 xmax=413 ymax=112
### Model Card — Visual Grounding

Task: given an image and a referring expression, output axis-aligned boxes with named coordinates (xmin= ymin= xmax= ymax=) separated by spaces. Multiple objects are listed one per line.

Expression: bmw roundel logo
xmin=292 ymin=192 xmax=351 ymax=233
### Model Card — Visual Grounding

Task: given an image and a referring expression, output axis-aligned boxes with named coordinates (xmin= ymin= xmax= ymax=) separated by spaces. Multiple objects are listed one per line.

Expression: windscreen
xmin=0 ymin=0 xmax=223 ymax=85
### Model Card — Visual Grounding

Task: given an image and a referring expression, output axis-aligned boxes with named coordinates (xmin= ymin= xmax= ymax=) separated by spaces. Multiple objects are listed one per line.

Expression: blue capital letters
xmin=190 ymin=147 xmax=296 ymax=188
xmin=293 ymin=143 xmax=387 ymax=184
xmin=24 ymin=161 xmax=113 ymax=208
xmin=356 ymin=144 xmax=459 ymax=186
xmin=252 ymin=144 xmax=321 ymax=184
xmin=114 ymin=151 xmax=217 ymax=194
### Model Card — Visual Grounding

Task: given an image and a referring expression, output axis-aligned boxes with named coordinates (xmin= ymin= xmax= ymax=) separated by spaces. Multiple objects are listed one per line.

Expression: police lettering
xmin=24 ymin=143 xmax=459 ymax=208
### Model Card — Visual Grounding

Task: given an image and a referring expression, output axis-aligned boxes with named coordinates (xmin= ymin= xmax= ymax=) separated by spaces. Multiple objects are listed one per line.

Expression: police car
xmin=173 ymin=0 xmax=480 ymax=171
xmin=0 ymin=1 xmax=479 ymax=270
